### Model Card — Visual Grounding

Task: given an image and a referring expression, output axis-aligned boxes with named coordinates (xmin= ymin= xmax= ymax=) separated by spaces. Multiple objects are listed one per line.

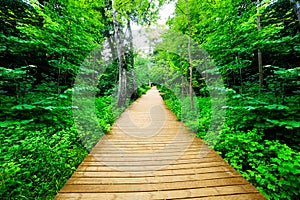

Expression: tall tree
xmin=111 ymin=0 xmax=164 ymax=107
xmin=112 ymin=0 xmax=127 ymax=107
xmin=185 ymin=0 xmax=194 ymax=109
xmin=257 ymin=0 xmax=263 ymax=88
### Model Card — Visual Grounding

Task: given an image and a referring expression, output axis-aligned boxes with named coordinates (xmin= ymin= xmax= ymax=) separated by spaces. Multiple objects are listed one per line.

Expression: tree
xmin=185 ymin=0 xmax=194 ymax=109
xmin=112 ymin=0 xmax=127 ymax=107
xmin=257 ymin=0 xmax=263 ymax=88
xmin=111 ymin=0 xmax=164 ymax=107
xmin=290 ymin=0 xmax=300 ymax=22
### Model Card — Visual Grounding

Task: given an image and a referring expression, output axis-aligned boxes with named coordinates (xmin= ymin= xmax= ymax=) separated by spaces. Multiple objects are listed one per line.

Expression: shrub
xmin=215 ymin=127 xmax=300 ymax=200
xmin=0 ymin=126 xmax=87 ymax=199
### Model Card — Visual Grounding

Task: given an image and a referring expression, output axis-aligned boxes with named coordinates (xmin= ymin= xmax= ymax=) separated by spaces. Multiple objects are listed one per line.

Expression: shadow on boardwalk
xmin=55 ymin=87 xmax=266 ymax=200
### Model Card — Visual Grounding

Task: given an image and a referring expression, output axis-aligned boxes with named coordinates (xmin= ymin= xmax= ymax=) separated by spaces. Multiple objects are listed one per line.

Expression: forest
xmin=0 ymin=0 xmax=300 ymax=199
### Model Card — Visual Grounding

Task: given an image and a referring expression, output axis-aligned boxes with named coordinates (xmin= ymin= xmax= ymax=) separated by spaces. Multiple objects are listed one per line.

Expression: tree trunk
xmin=258 ymin=49 xmax=263 ymax=87
xmin=112 ymin=5 xmax=127 ymax=107
xmin=180 ymin=57 xmax=184 ymax=100
xmin=186 ymin=0 xmax=194 ymax=110
xmin=295 ymin=2 xmax=300 ymax=22
xmin=291 ymin=0 xmax=300 ymax=22
xmin=127 ymin=18 xmax=137 ymax=99
xmin=107 ymin=37 xmax=116 ymax=59
xmin=237 ymin=54 xmax=243 ymax=94
xmin=257 ymin=0 xmax=263 ymax=89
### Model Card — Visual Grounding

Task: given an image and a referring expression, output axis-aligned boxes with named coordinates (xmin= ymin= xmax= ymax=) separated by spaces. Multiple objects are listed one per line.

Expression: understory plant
xmin=159 ymin=85 xmax=300 ymax=200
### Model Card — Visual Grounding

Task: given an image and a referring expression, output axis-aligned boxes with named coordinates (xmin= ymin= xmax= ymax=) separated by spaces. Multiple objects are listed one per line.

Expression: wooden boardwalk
xmin=55 ymin=88 xmax=266 ymax=200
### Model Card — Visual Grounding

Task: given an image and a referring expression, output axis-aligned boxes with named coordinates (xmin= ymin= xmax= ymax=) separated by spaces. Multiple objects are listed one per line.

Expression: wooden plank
xmin=82 ymin=157 xmax=224 ymax=164
xmin=55 ymin=193 xmax=266 ymax=200
xmin=91 ymin=145 xmax=205 ymax=150
xmin=88 ymin=151 xmax=216 ymax=157
xmin=84 ymin=153 xmax=217 ymax=162
xmin=55 ymin=187 xmax=262 ymax=200
xmin=71 ymin=166 xmax=238 ymax=178
xmin=76 ymin=161 xmax=227 ymax=171
xmin=60 ymin=178 xmax=249 ymax=193
xmin=66 ymin=172 xmax=241 ymax=185
xmin=182 ymin=193 xmax=267 ymax=200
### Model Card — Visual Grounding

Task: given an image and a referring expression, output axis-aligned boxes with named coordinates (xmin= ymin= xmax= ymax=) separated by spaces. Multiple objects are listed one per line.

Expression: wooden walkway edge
xmin=55 ymin=87 xmax=266 ymax=200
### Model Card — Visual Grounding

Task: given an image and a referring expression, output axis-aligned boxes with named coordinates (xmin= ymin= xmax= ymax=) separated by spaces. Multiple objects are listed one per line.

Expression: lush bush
xmin=159 ymin=85 xmax=182 ymax=120
xmin=224 ymin=90 xmax=300 ymax=151
xmin=158 ymin=85 xmax=212 ymax=134
xmin=158 ymin=85 xmax=300 ymax=200
xmin=0 ymin=126 xmax=87 ymax=199
xmin=137 ymin=85 xmax=152 ymax=97
xmin=215 ymin=127 xmax=300 ymax=200
xmin=95 ymin=96 xmax=116 ymax=132
xmin=0 ymin=83 xmax=152 ymax=199
xmin=0 ymin=95 xmax=116 ymax=199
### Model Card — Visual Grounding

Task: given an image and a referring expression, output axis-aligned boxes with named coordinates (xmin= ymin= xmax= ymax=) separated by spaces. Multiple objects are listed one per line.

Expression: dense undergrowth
xmin=159 ymin=85 xmax=300 ymax=200
xmin=0 ymin=83 xmax=150 ymax=199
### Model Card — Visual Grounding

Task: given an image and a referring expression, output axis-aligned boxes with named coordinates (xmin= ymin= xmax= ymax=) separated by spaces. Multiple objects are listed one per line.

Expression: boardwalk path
xmin=55 ymin=87 xmax=266 ymax=199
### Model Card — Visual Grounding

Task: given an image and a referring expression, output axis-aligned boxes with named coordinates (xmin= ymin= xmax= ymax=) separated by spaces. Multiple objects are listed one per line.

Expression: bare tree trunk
xmin=186 ymin=0 xmax=194 ymax=110
xmin=239 ymin=68 xmax=243 ymax=94
xmin=112 ymin=5 xmax=127 ymax=107
xmin=180 ymin=57 xmax=184 ymax=100
xmin=57 ymin=54 xmax=64 ymax=93
xmin=237 ymin=54 xmax=243 ymax=94
xmin=57 ymin=68 xmax=61 ymax=93
xmin=257 ymin=0 xmax=263 ymax=89
xmin=127 ymin=19 xmax=137 ymax=99
xmin=107 ymin=37 xmax=116 ymax=59
xmin=148 ymin=32 xmax=152 ymax=87
xmin=295 ymin=2 xmax=300 ymax=22
xmin=258 ymin=49 xmax=263 ymax=87
xmin=290 ymin=0 xmax=300 ymax=22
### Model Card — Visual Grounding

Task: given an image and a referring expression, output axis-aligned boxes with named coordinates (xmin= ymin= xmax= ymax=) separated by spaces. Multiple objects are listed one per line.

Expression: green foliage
xmin=161 ymin=1 xmax=300 ymax=198
xmin=158 ymin=85 xmax=300 ymax=199
xmin=158 ymin=85 xmax=211 ymax=133
xmin=159 ymin=85 xmax=182 ymax=119
xmin=0 ymin=88 xmax=132 ymax=198
xmin=0 ymin=1 xmax=113 ymax=198
xmin=137 ymin=85 xmax=151 ymax=97
xmin=223 ymin=89 xmax=300 ymax=151
xmin=195 ymin=97 xmax=212 ymax=137
xmin=215 ymin=127 xmax=300 ymax=200
xmin=0 ymin=126 xmax=87 ymax=199
xmin=95 ymin=96 xmax=116 ymax=132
